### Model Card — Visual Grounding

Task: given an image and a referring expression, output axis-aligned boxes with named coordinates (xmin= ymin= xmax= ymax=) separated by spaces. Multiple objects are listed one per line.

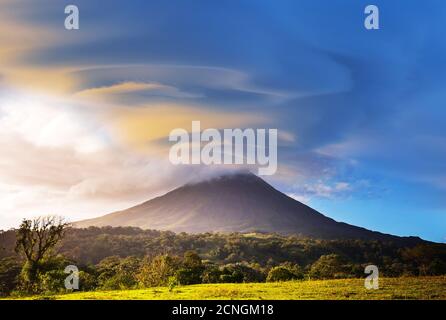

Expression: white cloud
xmin=0 ymin=90 xmax=107 ymax=153
xmin=286 ymin=193 xmax=310 ymax=204
xmin=0 ymin=88 xmax=259 ymax=229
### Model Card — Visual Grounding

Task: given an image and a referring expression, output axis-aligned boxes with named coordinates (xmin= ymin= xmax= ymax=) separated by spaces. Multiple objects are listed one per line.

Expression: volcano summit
xmin=75 ymin=172 xmax=422 ymax=244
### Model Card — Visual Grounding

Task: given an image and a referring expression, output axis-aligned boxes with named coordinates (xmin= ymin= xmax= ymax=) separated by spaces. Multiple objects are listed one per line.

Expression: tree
xmin=402 ymin=244 xmax=446 ymax=275
xmin=201 ymin=264 xmax=221 ymax=283
xmin=136 ymin=254 xmax=180 ymax=287
xmin=267 ymin=266 xmax=299 ymax=282
xmin=96 ymin=256 xmax=141 ymax=290
xmin=175 ymin=251 xmax=204 ymax=285
xmin=14 ymin=216 xmax=68 ymax=291
xmin=0 ymin=257 xmax=22 ymax=296
xmin=219 ymin=263 xmax=265 ymax=283
xmin=183 ymin=250 xmax=202 ymax=269
xmin=309 ymin=254 xmax=352 ymax=279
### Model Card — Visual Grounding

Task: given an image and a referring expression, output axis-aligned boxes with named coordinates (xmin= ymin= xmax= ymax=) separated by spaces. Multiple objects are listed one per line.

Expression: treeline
xmin=1 ymin=226 xmax=446 ymax=296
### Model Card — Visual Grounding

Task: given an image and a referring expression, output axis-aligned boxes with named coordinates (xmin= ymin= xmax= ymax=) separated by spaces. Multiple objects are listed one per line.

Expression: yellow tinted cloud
xmin=0 ymin=19 xmax=51 ymax=62
xmin=5 ymin=67 xmax=79 ymax=94
xmin=76 ymin=82 xmax=168 ymax=98
xmin=0 ymin=9 xmax=78 ymax=94
xmin=74 ymin=81 xmax=200 ymax=103
xmin=106 ymin=104 xmax=271 ymax=152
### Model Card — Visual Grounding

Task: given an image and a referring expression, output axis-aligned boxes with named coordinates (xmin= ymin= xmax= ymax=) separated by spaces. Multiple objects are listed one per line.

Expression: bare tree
xmin=15 ymin=216 xmax=69 ymax=287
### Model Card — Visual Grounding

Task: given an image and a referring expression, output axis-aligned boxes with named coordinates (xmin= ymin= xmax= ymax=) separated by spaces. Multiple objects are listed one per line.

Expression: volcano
xmin=75 ymin=172 xmax=422 ymax=243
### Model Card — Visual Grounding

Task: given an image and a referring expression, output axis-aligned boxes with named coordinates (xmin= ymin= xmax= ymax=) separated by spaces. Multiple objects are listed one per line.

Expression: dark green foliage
xmin=267 ymin=266 xmax=296 ymax=282
xmin=37 ymin=269 xmax=67 ymax=294
xmin=219 ymin=263 xmax=265 ymax=283
xmin=3 ymin=227 xmax=444 ymax=277
xmin=136 ymin=255 xmax=180 ymax=287
xmin=10 ymin=255 xmax=75 ymax=295
xmin=183 ymin=250 xmax=202 ymax=269
xmin=14 ymin=217 xmax=68 ymax=292
xmin=97 ymin=256 xmax=141 ymax=290
xmin=401 ymin=244 xmax=446 ymax=275
xmin=428 ymin=259 xmax=446 ymax=275
xmin=1 ymin=226 xmax=446 ymax=296
xmin=267 ymin=262 xmax=304 ymax=282
xmin=266 ymin=262 xmax=304 ymax=282
xmin=219 ymin=274 xmax=238 ymax=283
xmin=201 ymin=264 xmax=221 ymax=283
xmin=175 ymin=251 xmax=204 ymax=285
xmin=37 ymin=255 xmax=73 ymax=293
xmin=175 ymin=268 xmax=201 ymax=285
xmin=309 ymin=254 xmax=353 ymax=279
xmin=201 ymin=262 xmax=265 ymax=283
xmin=0 ymin=257 xmax=22 ymax=296
xmin=78 ymin=270 xmax=97 ymax=291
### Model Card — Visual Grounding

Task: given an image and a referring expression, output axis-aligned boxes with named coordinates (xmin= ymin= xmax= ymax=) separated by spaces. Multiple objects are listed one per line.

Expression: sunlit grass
xmin=13 ymin=276 xmax=445 ymax=300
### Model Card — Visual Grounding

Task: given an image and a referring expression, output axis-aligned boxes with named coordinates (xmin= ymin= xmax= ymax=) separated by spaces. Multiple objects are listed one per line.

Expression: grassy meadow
xmin=18 ymin=276 xmax=446 ymax=300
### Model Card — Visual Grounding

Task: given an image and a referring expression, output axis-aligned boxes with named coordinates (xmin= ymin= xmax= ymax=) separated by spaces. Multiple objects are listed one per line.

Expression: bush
xmin=136 ymin=255 xmax=180 ymax=287
xmin=170 ymin=251 xmax=205 ymax=285
xmin=201 ymin=264 xmax=221 ymax=283
xmin=233 ymin=263 xmax=265 ymax=282
xmin=0 ymin=258 xmax=22 ymax=296
xmin=78 ymin=270 xmax=97 ymax=291
xmin=17 ymin=255 xmax=73 ymax=294
xmin=37 ymin=269 xmax=67 ymax=294
xmin=309 ymin=254 xmax=352 ymax=279
xmin=218 ymin=263 xmax=265 ymax=283
xmin=278 ymin=262 xmax=304 ymax=279
xmin=219 ymin=274 xmax=238 ymax=283
xmin=97 ymin=256 xmax=140 ymax=290
xmin=428 ymin=259 xmax=446 ymax=276
xmin=175 ymin=268 xmax=202 ymax=285
xmin=183 ymin=251 xmax=202 ymax=269
xmin=267 ymin=266 xmax=301 ymax=282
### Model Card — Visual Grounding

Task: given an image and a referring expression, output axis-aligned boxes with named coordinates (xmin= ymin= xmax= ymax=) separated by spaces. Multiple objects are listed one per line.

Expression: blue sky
xmin=0 ymin=0 xmax=445 ymax=242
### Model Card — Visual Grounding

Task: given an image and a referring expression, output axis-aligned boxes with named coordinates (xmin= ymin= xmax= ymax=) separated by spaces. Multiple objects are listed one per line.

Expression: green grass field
xmin=18 ymin=276 xmax=446 ymax=300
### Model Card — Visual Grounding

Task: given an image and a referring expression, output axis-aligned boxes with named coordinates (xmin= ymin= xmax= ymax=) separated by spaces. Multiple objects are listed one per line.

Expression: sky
xmin=0 ymin=0 xmax=445 ymax=242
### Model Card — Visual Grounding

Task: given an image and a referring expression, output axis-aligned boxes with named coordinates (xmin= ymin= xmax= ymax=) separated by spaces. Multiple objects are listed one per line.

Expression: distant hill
xmin=75 ymin=172 xmax=423 ymax=244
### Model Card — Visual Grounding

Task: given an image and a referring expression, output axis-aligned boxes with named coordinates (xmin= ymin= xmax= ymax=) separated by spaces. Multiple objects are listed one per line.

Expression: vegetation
xmin=1 ymin=225 xmax=446 ymax=298
xmin=267 ymin=264 xmax=303 ymax=282
xmin=7 ymin=277 xmax=446 ymax=300
xmin=13 ymin=217 xmax=68 ymax=293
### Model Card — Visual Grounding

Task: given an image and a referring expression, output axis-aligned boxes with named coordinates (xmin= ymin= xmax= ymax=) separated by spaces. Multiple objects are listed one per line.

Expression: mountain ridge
xmin=75 ymin=172 xmax=424 ymax=244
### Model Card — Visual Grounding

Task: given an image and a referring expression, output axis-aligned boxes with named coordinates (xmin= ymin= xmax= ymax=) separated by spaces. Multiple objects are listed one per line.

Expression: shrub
xmin=78 ymin=270 xmax=97 ymax=291
xmin=175 ymin=268 xmax=202 ymax=285
xmin=136 ymin=255 xmax=180 ymax=287
xmin=97 ymin=256 xmax=140 ymax=290
xmin=17 ymin=255 xmax=73 ymax=294
xmin=37 ymin=269 xmax=67 ymax=294
xmin=309 ymin=254 xmax=352 ymax=279
xmin=0 ymin=257 xmax=22 ymax=296
xmin=201 ymin=264 xmax=221 ymax=283
xmin=428 ymin=259 xmax=446 ymax=276
xmin=217 ymin=263 xmax=265 ymax=283
xmin=267 ymin=266 xmax=299 ymax=282
xmin=219 ymin=274 xmax=237 ymax=283
xmin=277 ymin=262 xmax=304 ymax=279
xmin=173 ymin=251 xmax=204 ymax=285
xmin=183 ymin=251 xmax=202 ymax=269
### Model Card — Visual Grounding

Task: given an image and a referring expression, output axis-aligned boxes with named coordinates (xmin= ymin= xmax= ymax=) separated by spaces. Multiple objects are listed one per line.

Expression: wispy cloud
xmin=1 ymin=0 xmax=446 ymax=240
xmin=75 ymin=81 xmax=201 ymax=102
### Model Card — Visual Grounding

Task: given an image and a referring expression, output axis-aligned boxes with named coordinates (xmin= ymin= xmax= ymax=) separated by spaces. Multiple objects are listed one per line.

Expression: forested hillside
xmin=2 ymin=226 xmax=446 ymax=296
